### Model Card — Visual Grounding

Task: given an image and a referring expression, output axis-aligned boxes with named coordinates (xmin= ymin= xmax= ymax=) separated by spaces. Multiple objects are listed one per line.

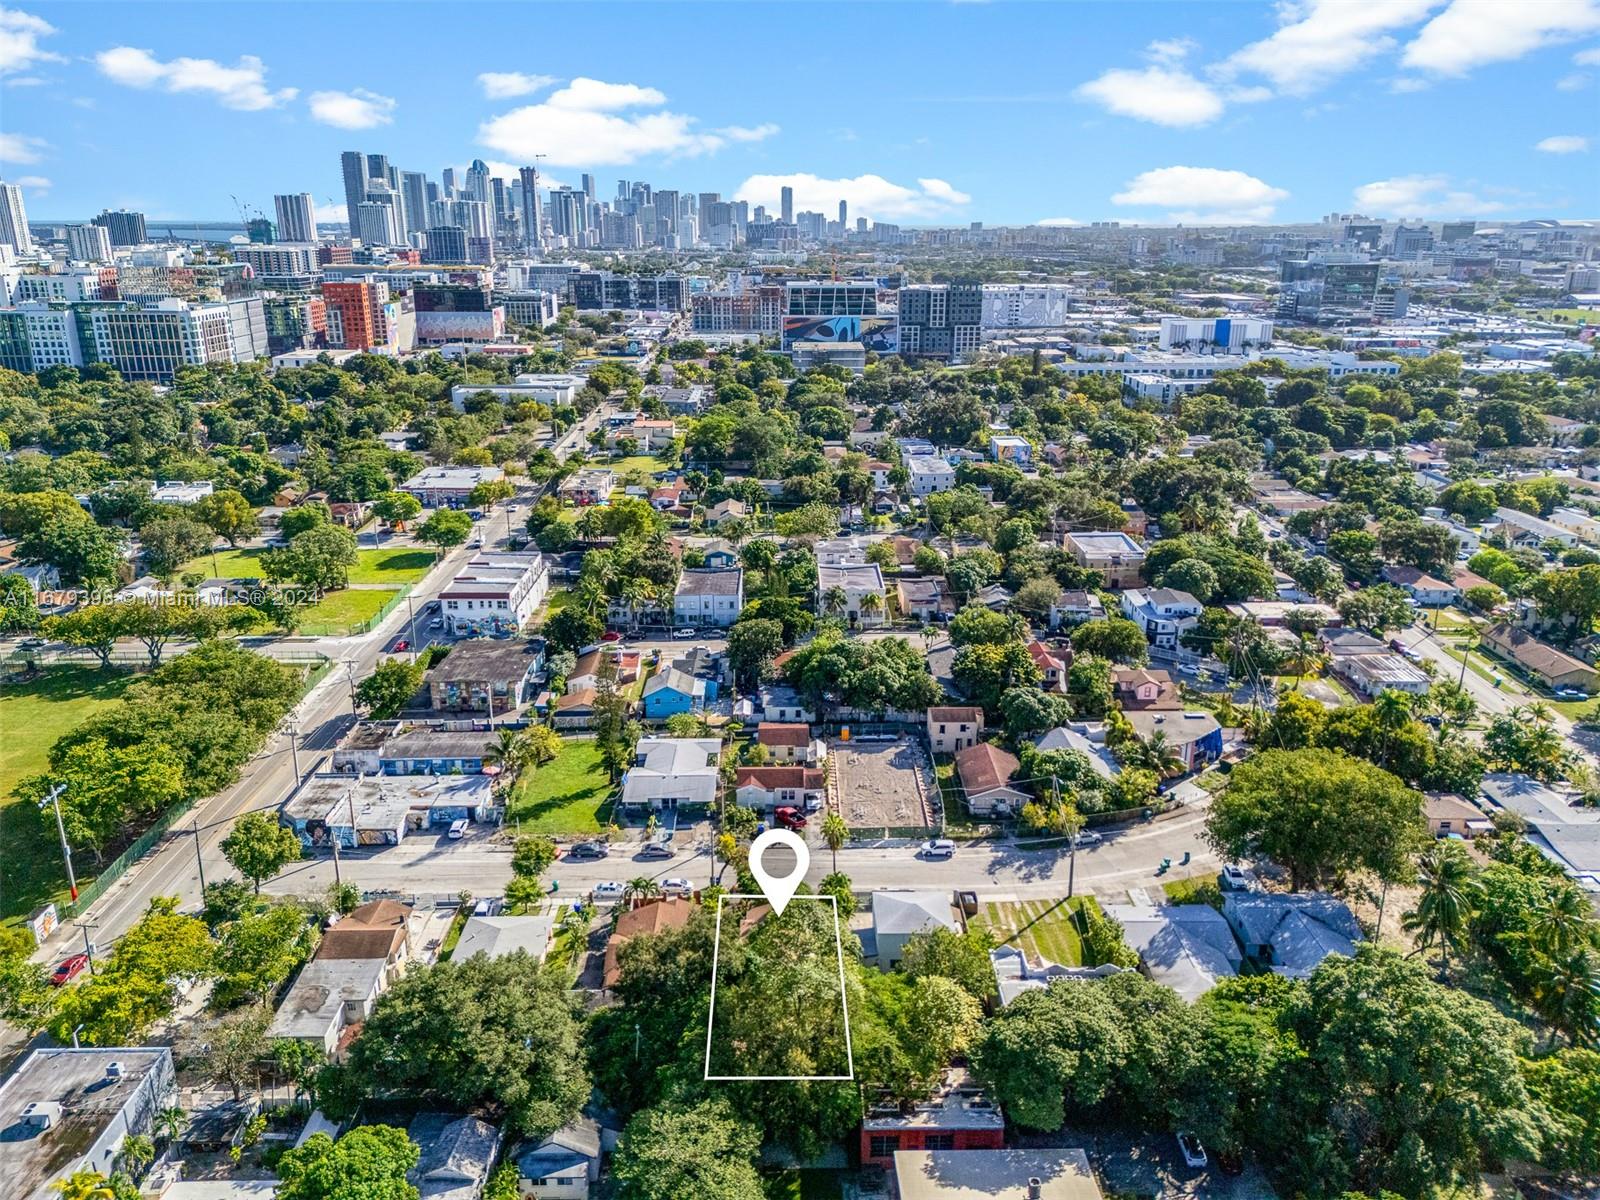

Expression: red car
xmin=774 ymin=806 xmax=807 ymax=831
xmin=392 ymin=639 xmax=409 ymax=653
xmin=51 ymin=953 xmax=90 ymax=986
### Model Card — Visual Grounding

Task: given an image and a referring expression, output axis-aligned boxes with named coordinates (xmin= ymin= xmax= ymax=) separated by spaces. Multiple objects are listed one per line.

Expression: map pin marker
xmin=748 ymin=828 xmax=809 ymax=916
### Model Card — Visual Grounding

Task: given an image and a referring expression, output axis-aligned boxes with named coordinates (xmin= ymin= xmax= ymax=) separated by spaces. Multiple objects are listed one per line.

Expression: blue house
xmin=379 ymin=730 xmax=494 ymax=776
xmin=642 ymin=667 xmax=709 ymax=720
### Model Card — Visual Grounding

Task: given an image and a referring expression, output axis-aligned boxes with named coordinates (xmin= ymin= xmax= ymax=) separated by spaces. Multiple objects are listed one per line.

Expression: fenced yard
xmin=971 ymin=896 xmax=1096 ymax=968
xmin=506 ymin=739 xmax=615 ymax=835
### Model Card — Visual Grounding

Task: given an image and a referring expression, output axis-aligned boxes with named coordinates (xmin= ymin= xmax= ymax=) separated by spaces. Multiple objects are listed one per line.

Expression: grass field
xmin=506 ymin=740 xmax=614 ymax=834
xmin=1 ymin=666 xmax=138 ymax=920
xmin=972 ymin=897 xmax=1089 ymax=967
xmin=1538 ymin=308 xmax=1600 ymax=324
xmin=180 ymin=545 xmax=434 ymax=585
xmin=1162 ymin=872 xmax=1224 ymax=909
xmin=765 ymin=1170 xmax=843 ymax=1199
xmin=296 ymin=587 xmax=401 ymax=636
xmin=607 ymin=454 xmax=670 ymax=477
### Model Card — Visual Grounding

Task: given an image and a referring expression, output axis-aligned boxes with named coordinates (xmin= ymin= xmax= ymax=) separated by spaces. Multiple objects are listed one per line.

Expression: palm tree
xmin=1528 ymin=881 xmax=1595 ymax=958
xmin=821 ymin=586 xmax=848 ymax=618
xmin=483 ymin=728 xmax=528 ymax=782
xmin=859 ymin=590 xmax=884 ymax=625
xmin=1372 ymin=689 xmax=1412 ymax=766
xmin=1530 ymin=945 xmax=1600 ymax=1049
xmin=821 ymin=811 xmax=848 ymax=874
xmin=1402 ymin=841 xmax=1481 ymax=980
xmin=623 ymin=876 xmax=662 ymax=904
xmin=1137 ymin=731 xmax=1184 ymax=778
xmin=51 ymin=1171 xmax=115 ymax=1200
xmin=118 ymin=1134 xmax=155 ymax=1178
xmin=155 ymin=1107 xmax=186 ymax=1145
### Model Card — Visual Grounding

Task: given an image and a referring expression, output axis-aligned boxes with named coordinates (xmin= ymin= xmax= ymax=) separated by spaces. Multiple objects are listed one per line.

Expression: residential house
xmin=1492 ymin=505 xmax=1579 ymax=549
xmin=610 ymin=417 xmax=675 ymax=451
xmin=1027 ymin=639 xmax=1070 ymax=692
xmin=815 ymin=536 xmax=870 ymax=565
xmin=990 ymin=945 xmax=1128 ymax=1007
xmin=757 ymin=684 xmax=816 ymax=724
xmin=1063 ymin=531 xmax=1145 ymax=588
xmin=399 ymin=466 xmax=505 ymax=509
xmin=557 ymin=470 xmax=616 ymax=506
xmin=1381 ymin=564 xmax=1460 ymax=606
xmin=735 ymin=766 xmax=826 ymax=811
xmin=1120 ymin=588 xmax=1203 ymax=650
xmin=859 ymin=1069 xmax=1004 ymax=1169
xmin=1034 ymin=723 xmax=1120 ymax=780
xmin=757 ymin=722 xmax=822 ymax=765
xmin=515 ymin=1116 xmax=606 ymax=1199
xmin=1111 ymin=667 xmax=1181 ymax=710
xmin=452 ymin=914 xmax=554 ymax=961
xmin=872 ymin=891 xmax=961 ymax=967
xmin=319 ymin=899 xmax=415 ymax=983
xmin=1119 ymin=498 xmax=1148 ymax=537
xmin=642 ymin=667 xmax=709 ymax=720
xmin=603 ymin=898 xmax=697 ymax=987
xmin=1223 ymin=892 xmax=1363 ymax=978
xmin=893 ymin=1149 xmax=1103 ymax=1200
xmin=618 ymin=737 xmax=721 ymax=812
xmin=989 ymin=434 xmax=1032 ymax=465
xmin=954 ymin=742 xmax=1029 ymax=817
xmin=1548 ymin=505 xmax=1600 ymax=545
xmin=552 ymin=687 xmax=599 ymax=730
xmin=648 ymin=481 xmax=692 ymax=512
xmin=567 ymin=646 xmax=640 ymax=692
xmin=818 ymin=562 xmax=888 ymax=626
xmin=270 ymin=954 xmax=390 ymax=1054
xmin=696 ymin=540 xmax=740 ymax=569
xmin=1050 ymin=590 xmax=1104 ymax=630
xmin=439 ymin=552 xmax=549 ymax=636
xmin=673 ymin=567 xmax=744 ymax=628
xmin=927 ymin=706 xmax=983 ymax=754
xmin=1224 ymin=600 xmax=1342 ymax=628
xmin=1103 ymin=903 xmax=1242 ymax=1003
xmin=1483 ymin=623 xmax=1599 ymax=690
xmin=703 ymin=498 xmax=747 ymax=529
xmin=1339 ymin=652 xmax=1432 ymax=698
xmin=407 ymin=1114 xmax=502 ymax=1200
xmin=1423 ymin=792 xmax=1493 ymax=838
xmin=378 ymin=729 xmax=493 ymax=776
xmin=897 ymin=576 xmax=954 ymax=622
xmin=906 ymin=455 xmax=957 ymax=497
xmin=152 ymin=479 xmax=216 ymax=504
xmin=0 ymin=1047 xmax=176 ymax=1200
xmin=426 ymin=640 xmax=544 ymax=714
xmin=1319 ymin=627 xmax=1390 ymax=658
xmin=1121 ymin=709 xmax=1223 ymax=772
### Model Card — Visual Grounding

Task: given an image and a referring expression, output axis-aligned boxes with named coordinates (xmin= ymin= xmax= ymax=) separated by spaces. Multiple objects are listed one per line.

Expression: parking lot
xmin=830 ymin=738 xmax=938 ymax=833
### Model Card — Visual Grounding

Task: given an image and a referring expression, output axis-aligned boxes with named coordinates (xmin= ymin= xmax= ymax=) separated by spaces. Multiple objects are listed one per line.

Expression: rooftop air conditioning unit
xmin=21 ymin=1101 xmax=63 ymax=1129
xmin=104 ymin=1061 xmax=124 ymax=1081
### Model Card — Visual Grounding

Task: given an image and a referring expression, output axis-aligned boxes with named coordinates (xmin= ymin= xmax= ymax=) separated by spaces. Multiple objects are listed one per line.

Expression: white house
xmin=672 ymin=567 xmax=744 ymax=628
xmin=618 ymin=737 xmax=721 ymax=812
xmin=1049 ymin=590 xmax=1104 ymax=629
xmin=818 ymin=562 xmax=887 ymax=626
xmin=1120 ymin=587 xmax=1203 ymax=650
xmin=438 ymin=551 xmax=548 ymax=636
xmin=906 ymin=455 xmax=957 ymax=497
xmin=1380 ymin=564 xmax=1459 ymax=607
xmin=927 ymin=707 xmax=984 ymax=755
xmin=872 ymin=892 xmax=960 ymax=967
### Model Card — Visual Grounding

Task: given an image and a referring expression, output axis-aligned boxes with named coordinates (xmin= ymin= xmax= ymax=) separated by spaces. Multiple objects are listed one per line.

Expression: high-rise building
xmin=66 ymin=222 xmax=112 ymax=263
xmin=232 ymin=243 xmax=321 ymax=289
xmin=246 ymin=218 xmax=275 ymax=244
xmin=466 ymin=159 xmax=491 ymax=204
xmin=0 ymin=181 xmax=33 ymax=253
xmin=549 ymin=188 xmax=587 ymax=244
xmin=581 ymin=174 xmax=596 ymax=200
xmin=441 ymin=167 xmax=457 ymax=199
xmin=518 ymin=166 xmax=543 ymax=251
xmin=92 ymin=209 xmax=147 ymax=247
xmin=780 ymin=186 xmax=794 ymax=225
xmin=426 ymin=225 xmax=467 ymax=263
xmin=274 ymin=193 xmax=318 ymax=243
xmin=399 ymin=172 xmax=428 ymax=237
xmin=340 ymin=150 xmax=367 ymax=231
xmin=364 ymin=153 xmax=391 ymax=191
xmin=838 ymin=200 xmax=847 ymax=229
xmin=321 ymin=280 xmax=383 ymax=350
xmin=1277 ymin=261 xmax=1380 ymax=322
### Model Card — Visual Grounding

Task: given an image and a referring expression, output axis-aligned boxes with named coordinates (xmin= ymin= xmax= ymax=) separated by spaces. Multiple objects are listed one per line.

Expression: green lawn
xmin=1538 ymin=308 xmax=1600 ymax=324
xmin=608 ymin=454 xmax=670 ymax=477
xmin=1162 ymin=872 xmax=1224 ymax=909
xmin=1 ymin=666 xmax=138 ymax=920
xmin=296 ymin=587 xmax=401 ymax=636
xmin=180 ymin=546 xmax=433 ymax=585
xmin=972 ymin=897 xmax=1088 ymax=967
xmin=765 ymin=1170 xmax=843 ymax=1199
xmin=506 ymin=740 xmax=615 ymax=834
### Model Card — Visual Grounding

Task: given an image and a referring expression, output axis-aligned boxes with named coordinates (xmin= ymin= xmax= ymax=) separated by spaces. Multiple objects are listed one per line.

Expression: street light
xmin=39 ymin=783 xmax=78 ymax=902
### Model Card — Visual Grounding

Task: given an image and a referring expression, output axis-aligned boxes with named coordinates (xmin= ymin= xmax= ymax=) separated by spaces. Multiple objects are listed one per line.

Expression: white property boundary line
xmin=702 ymin=893 xmax=856 ymax=1082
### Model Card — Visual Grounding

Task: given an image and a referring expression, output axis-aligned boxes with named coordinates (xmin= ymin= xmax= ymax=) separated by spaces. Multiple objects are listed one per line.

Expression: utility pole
xmin=331 ymin=834 xmax=343 ymax=887
xmin=40 ymin=783 xmax=78 ymax=902
xmin=192 ymin=818 xmax=207 ymax=893
xmin=343 ymin=660 xmax=360 ymax=716
xmin=283 ymin=719 xmax=302 ymax=781
xmin=78 ymin=923 xmax=97 ymax=975
xmin=404 ymin=593 xmax=417 ymax=664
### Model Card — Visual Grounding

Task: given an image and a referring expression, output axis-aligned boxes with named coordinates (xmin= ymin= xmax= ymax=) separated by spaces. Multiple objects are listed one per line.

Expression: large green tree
xmin=220 ymin=812 xmax=303 ymax=893
xmin=611 ymin=1101 xmax=765 ymax=1200
xmin=277 ymin=1126 xmax=420 ymax=1200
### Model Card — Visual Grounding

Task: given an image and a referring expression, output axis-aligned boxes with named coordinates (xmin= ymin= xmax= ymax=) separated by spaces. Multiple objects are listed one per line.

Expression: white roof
xmin=873 ymin=891 xmax=958 ymax=937
xmin=1104 ymin=904 xmax=1240 ymax=1003
xmin=452 ymin=915 xmax=553 ymax=962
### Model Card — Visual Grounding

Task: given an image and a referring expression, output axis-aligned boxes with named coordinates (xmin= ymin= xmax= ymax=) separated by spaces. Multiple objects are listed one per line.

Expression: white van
xmin=447 ymin=819 xmax=469 ymax=840
xmin=919 ymin=839 xmax=956 ymax=859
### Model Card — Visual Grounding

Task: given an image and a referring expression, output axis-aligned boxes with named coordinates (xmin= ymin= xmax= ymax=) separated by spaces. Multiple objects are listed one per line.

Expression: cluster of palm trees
xmin=1485 ymin=701 xmax=1574 ymax=781
xmin=821 ymin=584 xmax=883 ymax=625
xmin=1403 ymin=839 xmax=1599 ymax=1048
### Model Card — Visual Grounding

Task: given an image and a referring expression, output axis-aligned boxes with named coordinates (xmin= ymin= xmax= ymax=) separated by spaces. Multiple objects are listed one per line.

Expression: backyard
xmin=506 ymin=739 xmax=615 ymax=834
xmin=607 ymin=454 xmax=672 ymax=478
xmin=0 ymin=666 xmax=137 ymax=920
xmin=179 ymin=545 xmax=435 ymax=585
xmin=971 ymin=896 xmax=1092 ymax=968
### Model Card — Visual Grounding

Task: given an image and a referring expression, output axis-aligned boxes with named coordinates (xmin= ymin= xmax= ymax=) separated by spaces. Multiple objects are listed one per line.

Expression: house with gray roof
xmin=515 ymin=1115 xmax=605 ymax=1199
xmin=1104 ymin=903 xmax=1242 ymax=1002
xmin=672 ymin=567 xmax=744 ymax=627
xmin=408 ymin=1113 xmax=502 ymax=1200
xmin=1223 ymin=892 xmax=1363 ymax=978
xmin=872 ymin=891 xmax=961 ymax=967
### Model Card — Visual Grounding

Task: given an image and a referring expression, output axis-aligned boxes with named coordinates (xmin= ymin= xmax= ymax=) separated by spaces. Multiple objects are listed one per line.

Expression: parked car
xmin=391 ymin=639 xmax=409 ymax=653
xmin=50 ymin=953 xmax=89 ymax=986
xmin=17 ymin=636 xmax=46 ymax=649
xmin=1177 ymin=1132 xmax=1208 ymax=1169
xmin=1555 ymin=687 xmax=1589 ymax=700
xmin=592 ymin=881 xmax=625 ymax=901
xmin=774 ymin=806 xmax=807 ymax=831
xmin=636 ymin=842 xmax=673 ymax=861
xmin=1072 ymin=830 xmax=1102 ymax=847
xmin=447 ymin=818 xmax=468 ymax=840
xmin=568 ymin=842 xmax=610 ymax=860
xmin=661 ymin=877 xmax=694 ymax=897
xmin=919 ymin=839 xmax=955 ymax=859
xmin=672 ymin=628 xmax=698 ymax=639
xmin=472 ymin=898 xmax=496 ymax=917
xmin=1219 ymin=864 xmax=1255 ymax=892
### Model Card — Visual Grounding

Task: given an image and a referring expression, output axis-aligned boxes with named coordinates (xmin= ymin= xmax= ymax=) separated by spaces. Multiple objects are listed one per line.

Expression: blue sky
xmin=2 ymin=1 xmax=1597 ymax=227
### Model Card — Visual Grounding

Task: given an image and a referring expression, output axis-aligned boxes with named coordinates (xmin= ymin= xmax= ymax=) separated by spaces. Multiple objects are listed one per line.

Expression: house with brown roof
xmin=553 ymin=687 xmax=600 ymax=729
xmin=1111 ymin=667 xmax=1181 ymax=711
xmin=954 ymin=743 xmax=1028 ymax=817
xmin=735 ymin=766 xmax=826 ymax=811
xmin=603 ymin=898 xmax=697 ymax=988
xmin=1423 ymin=792 xmax=1493 ymax=838
xmin=897 ymin=576 xmax=954 ymax=622
xmin=1381 ymin=564 xmax=1460 ymax=606
xmin=927 ymin=707 xmax=984 ymax=754
xmin=1028 ymin=640 xmax=1070 ymax=693
xmin=1483 ymin=623 xmax=1599 ymax=690
xmin=757 ymin=721 xmax=820 ymax=765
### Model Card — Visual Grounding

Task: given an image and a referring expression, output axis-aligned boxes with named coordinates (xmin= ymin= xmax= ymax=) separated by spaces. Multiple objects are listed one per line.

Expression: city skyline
xmin=2 ymin=1 xmax=1597 ymax=228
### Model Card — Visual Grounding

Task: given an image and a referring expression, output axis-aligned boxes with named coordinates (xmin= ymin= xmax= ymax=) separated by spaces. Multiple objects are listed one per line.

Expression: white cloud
xmin=1577 ymin=46 xmax=1600 ymax=64
xmin=733 ymin=173 xmax=970 ymax=222
xmin=1537 ymin=134 xmax=1591 ymax=152
xmin=1145 ymin=37 xmax=1197 ymax=64
xmin=1111 ymin=166 xmax=1289 ymax=223
xmin=1219 ymin=0 xmax=1442 ymax=94
xmin=1556 ymin=71 xmax=1591 ymax=88
xmin=3 ymin=73 xmax=42 ymax=86
xmin=307 ymin=88 xmax=396 ymax=130
xmin=0 ymin=130 xmax=46 ymax=163
xmin=0 ymin=7 xmax=63 ymax=76
xmin=95 ymin=46 xmax=296 ymax=110
xmin=1390 ymin=76 xmax=1431 ymax=92
xmin=1402 ymin=0 xmax=1600 ymax=75
xmin=312 ymin=200 xmax=348 ymax=225
xmin=1036 ymin=216 xmax=1081 ymax=226
xmin=1352 ymin=174 xmax=1509 ymax=216
xmin=1075 ymin=65 xmax=1224 ymax=126
xmin=476 ymin=71 xmax=558 ymax=99
xmin=479 ymin=75 xmax=763 ymax=166
xmin=14 ymin=173 xmax=48 ymax=193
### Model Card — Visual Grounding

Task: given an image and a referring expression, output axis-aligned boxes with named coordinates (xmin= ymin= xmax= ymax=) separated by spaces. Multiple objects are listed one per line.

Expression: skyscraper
xmin=66 ymin=222 xmax=111 ymax=262
xmin=581 ymin=174 xmax=596 ymax=200
xmin=441 ymin=167 xmax=457 ymax=199
xmin=466 ymin=160 xmax=490 ymax=204
xmin=340 ymin=151 xmax=366 ymax=231
xmin=839 ymin=200 xmax=847 ymax=228
xmin=399 ymin=173 xmax=428 ymax=237
xmin=92 ymin=209 xmax=147 ymax=246
xmin=0 ymin=180 xmax=33 ymax=253
xmin=274 ymin=193 xmax=318 ymax=243
xmin=780 ymin=186 xmax=794 ymax=225
xmin=519 ymin=165 xmax=543 ymax=251
xmin=364 ymin=153 xmax=391 ymax=190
